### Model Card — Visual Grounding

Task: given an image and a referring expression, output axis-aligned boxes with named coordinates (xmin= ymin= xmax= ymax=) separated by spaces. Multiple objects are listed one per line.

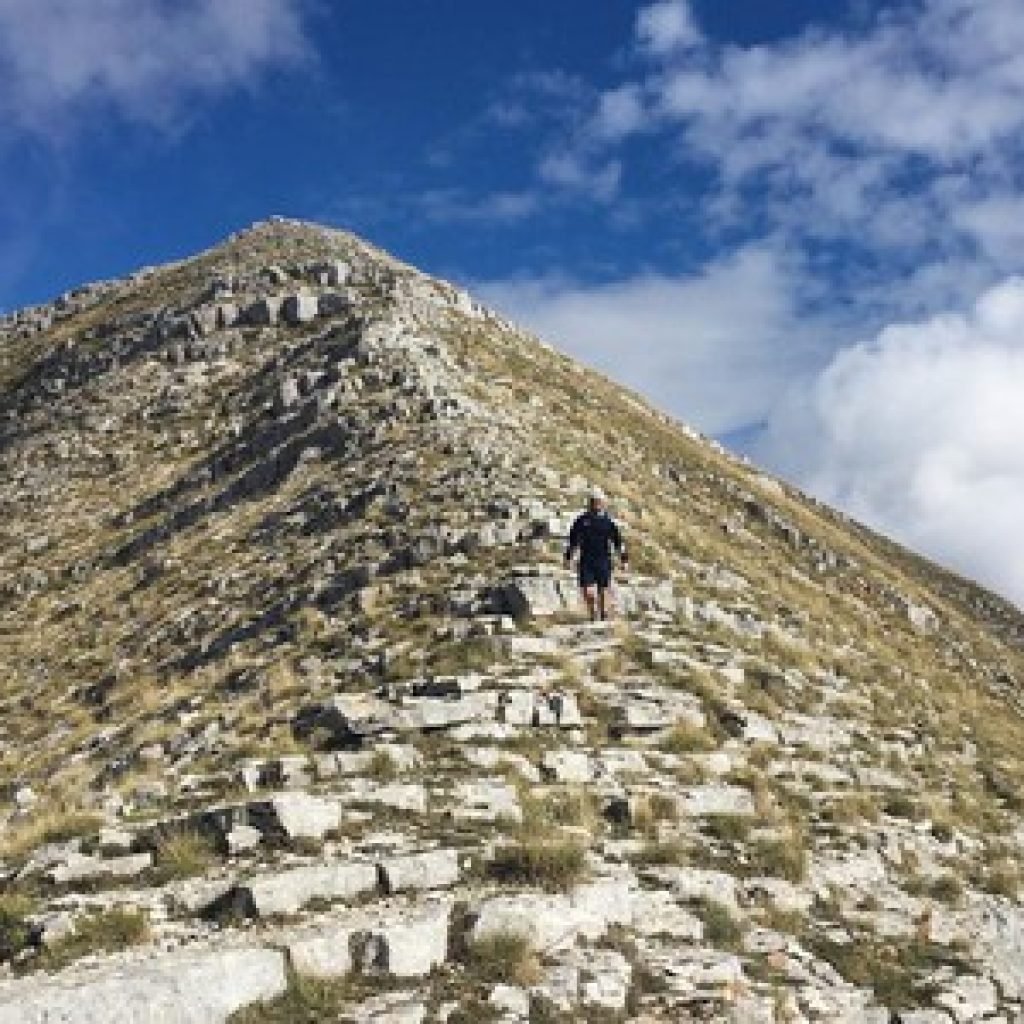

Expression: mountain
xmin=0 ymin=217 xmax=1022 ymax=1023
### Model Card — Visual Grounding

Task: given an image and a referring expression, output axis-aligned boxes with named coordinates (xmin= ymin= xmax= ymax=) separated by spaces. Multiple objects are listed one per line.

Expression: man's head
xmin=588 ymin=487 xmax=606 ymax=513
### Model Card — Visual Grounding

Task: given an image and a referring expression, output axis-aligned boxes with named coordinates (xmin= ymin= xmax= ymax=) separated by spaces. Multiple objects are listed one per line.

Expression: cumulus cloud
xmin=477 ymin=243 xmax=826 ymax=438
xmin=542 ymin=0 xmax=1024 ymax=272
xmin=647 ymin=0 xmax=1024 ymax=162
xmin=636 ymin=0 xmax=702 ymax=56
xmin=0 ymin=0 xmax=310 ymax=136
xmin=759 ymin=279 xmax=1024 ymax=607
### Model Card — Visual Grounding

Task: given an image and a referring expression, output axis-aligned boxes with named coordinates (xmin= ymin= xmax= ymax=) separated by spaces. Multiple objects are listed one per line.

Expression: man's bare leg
xmin=597 ymin=586 xmax=610 ymax=621
xmin=581 ymin=585 xmax=597 ymax=621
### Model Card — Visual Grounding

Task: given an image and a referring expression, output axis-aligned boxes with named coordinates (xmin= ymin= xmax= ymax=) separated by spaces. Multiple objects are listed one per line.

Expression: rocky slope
xmin=0 ymin=218 xmax=1022 ymax=1023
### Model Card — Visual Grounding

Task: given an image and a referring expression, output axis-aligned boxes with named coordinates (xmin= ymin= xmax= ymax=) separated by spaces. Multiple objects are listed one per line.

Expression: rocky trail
xmin=0 ymin=219 xmax=1022 ymax=1022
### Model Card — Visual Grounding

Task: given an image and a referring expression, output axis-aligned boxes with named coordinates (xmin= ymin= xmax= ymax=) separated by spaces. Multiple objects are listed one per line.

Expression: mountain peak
xmin=0 ymin=225 xmax=1022 ymax=1021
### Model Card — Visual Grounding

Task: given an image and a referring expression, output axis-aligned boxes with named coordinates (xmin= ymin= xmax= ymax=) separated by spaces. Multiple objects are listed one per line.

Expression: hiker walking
xmin=564 ymin=489 xmax=628 ymax=621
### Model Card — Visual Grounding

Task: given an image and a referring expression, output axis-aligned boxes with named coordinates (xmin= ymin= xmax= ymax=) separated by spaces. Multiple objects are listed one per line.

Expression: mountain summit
xmin=0 ymin=218 xmax=1022 ymax=1022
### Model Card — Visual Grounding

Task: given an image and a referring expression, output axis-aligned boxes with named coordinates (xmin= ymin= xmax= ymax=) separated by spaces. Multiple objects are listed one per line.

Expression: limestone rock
xmin=0 ymin=946 xmax=287 ymax=1024
xmin=282 ymin=293 xmax=318 ymax=325
xmin=246 ymin=792 xmax=342 ymax=842
xmin=212 ymin=860 xmax=378 ymax=918
xmin=378 ymin=848 xmax=460 ymax=893
xmin=355 ymin=901 xmax=451 ymax=978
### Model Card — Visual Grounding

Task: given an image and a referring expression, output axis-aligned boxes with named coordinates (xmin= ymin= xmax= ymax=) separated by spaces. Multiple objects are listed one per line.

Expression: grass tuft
xmin=463 ymin=929 xmax=539 ymax=986
xmin=35 ymin=907 xmax=149 ymax=972
xmin=486 ymin=838 xmax=587 ymax=891
xmin=151 ymin=830 xmax=220 ymax=883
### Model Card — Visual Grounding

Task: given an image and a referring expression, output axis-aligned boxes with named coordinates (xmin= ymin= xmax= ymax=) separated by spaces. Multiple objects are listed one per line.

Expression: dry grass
xmin=486 ymin=838 xmax=588 ymax=891
xmin=151 ymin=829 xmax=220 ymax=883
xmin=463 ymin=929 xmax=540 ymax=985
xmin=0 ymin=809 xmax=103 ymax=863
xmin=659 ymin=721 xmax=717 ymax=755
xmin=33 ymin=907 xmax=149 ymax=973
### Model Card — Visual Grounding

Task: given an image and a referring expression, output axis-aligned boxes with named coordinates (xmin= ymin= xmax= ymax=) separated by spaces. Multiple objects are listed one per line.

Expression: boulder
xmin=246 ymin=792 xmax=342 ymax=842
xmin=541 ymin=749 xmax=593 ymax=783
xmin=933 ymin=975 xmax=997 ymax=1022
xmin=393 ymin=692 xmax=496 ymax=731
xmin=0 ymin=946 xmax=286 ymax=1024
xmin=286 ymin=920 xmax=355 ymax=978
xmin=496 ymin=573 xmax=572 ymax=617
xmin=293 ymin=694 xmax=398 ymax=745
xmin=497 ymin=689 xmax=535 ymax=726
xmin=472 ymin=879 xmax=633 ymax=953
xmin=676 ymin=785 xmax=755 ymax=817
xmin=342 ymin=781 xmax=427 ymax=813
xmin=317 ymin=293 xmax=351 ymax=318
xmin=278 ymin=376 xmax=301 ymax=411
xmin=628 ymin=890 xmax=704 ymax=940
xmin=355 ymin=902 xmax=451 ymax=978
xmin=282 ymin=294 xmax=318 ymax=325
xmin=49 ymin=852 xmax=153 ymax=885
xmin=211 ymin=860 xmax=378 ymax=918
xmin=378 ymin=849 xmax=460 ymax=893
xmin=646 ymin=866 xmax=740 ymax=909
xmin=242 ymin=296 xmax=283 ymax=325
xmin=452 ymin=780 xmax=521 ymax=823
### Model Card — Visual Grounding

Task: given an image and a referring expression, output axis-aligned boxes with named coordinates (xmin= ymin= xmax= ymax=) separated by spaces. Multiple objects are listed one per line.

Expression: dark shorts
xmin=579 ymin=560 xmax=612 ymax=589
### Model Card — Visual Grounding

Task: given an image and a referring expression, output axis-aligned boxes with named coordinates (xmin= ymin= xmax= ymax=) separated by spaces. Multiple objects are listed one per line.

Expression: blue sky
xmin=1 ymin=0 xmax=1023 ymax=607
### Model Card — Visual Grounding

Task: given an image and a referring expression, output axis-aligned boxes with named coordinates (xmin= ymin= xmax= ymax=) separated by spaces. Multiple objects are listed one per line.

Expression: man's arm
xmin=611 ymin=519 xmax=628 ymax=566
xmin=564 ymin=516 xmax=581 ymax=566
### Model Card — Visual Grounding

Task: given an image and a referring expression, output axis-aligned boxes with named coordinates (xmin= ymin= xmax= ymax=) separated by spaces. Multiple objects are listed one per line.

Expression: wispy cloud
xmin=536 ymin=153 xmax=621 ymax=203
xmin=529 ymin=0 xmax=1024 ymax=279
xmin=417 ymin=188 xmax=541 ymax=225
xmin=0 ymin=0 xmax=312 ymax=139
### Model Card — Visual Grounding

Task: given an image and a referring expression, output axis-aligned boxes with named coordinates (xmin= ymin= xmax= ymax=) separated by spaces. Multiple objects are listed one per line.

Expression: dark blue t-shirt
xmin=566 ymin=510 xmax=624 ymax=565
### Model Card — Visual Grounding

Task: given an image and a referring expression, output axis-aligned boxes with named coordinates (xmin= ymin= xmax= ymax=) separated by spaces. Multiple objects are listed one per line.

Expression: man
xmin=564 ymin=489 xmax=628 ymax=621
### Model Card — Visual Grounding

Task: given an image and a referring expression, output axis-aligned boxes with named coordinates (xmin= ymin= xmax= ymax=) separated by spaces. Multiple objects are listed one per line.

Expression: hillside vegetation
xmin=0 ymin=218 xmax=1021 ymax=1023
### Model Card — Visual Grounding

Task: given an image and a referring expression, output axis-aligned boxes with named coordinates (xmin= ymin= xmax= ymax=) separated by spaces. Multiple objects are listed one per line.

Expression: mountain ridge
xmin=0 ymin=217 xmax=1022 ymax=1022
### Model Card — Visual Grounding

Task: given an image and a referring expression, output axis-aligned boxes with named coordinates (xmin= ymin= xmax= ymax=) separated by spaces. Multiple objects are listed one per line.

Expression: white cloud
xmin=954 ymin=196 xmax=1024 ymax=265
xmin=636 ymin=0 xmax=702 ymax=56
xmin=537 ymin=152 xmax=622 ymax=202
xmin=418 ymin=188 xmax=540 ymax=225
xmin=477 ymin=243 xmax=826 ymax=437
xmin=0 ymin=0 xmax=310 ymax=136
xmin=554 ymin=0 xmax=1024 ymax=267
xmin=759 ymin=279 xmax=1024 ymax=608
xmin=591 ymin=84 xmax=646 ymax=142
xmin=651 ymin=0 xmax=1024 ymax=163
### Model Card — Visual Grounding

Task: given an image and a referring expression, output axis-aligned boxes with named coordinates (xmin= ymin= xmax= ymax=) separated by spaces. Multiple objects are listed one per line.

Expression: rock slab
xmin=0 ymin=947 xmax=287 ymax=1024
